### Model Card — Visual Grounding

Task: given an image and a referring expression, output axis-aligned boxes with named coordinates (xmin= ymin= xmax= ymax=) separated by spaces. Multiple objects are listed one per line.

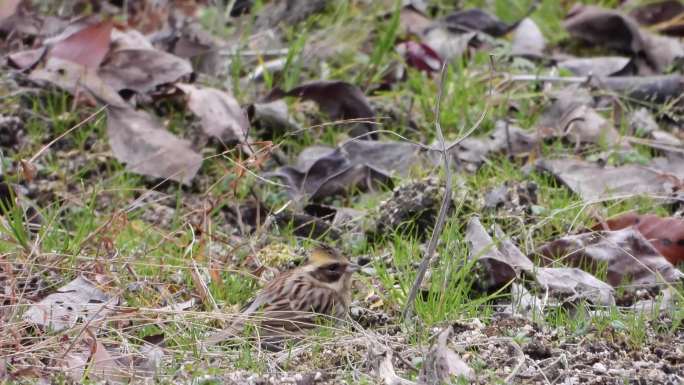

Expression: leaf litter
xmin=0 ymin=0 xmax=683 ymax=384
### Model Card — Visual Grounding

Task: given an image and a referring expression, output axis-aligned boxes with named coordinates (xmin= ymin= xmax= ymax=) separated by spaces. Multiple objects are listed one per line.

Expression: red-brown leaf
xmin=594 ymin=213 xmax=684 ymax=265
xmin=50 ymin=20 xmax=113 ymax=68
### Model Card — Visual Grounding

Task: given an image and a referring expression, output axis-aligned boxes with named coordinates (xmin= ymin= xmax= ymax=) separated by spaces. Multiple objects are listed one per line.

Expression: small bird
xmin=204 ymin=244 xmax=359 ymax=346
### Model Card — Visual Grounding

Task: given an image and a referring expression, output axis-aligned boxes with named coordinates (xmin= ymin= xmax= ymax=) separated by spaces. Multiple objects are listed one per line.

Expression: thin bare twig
xmin=401 ymin=63 xmax=452 ymax=321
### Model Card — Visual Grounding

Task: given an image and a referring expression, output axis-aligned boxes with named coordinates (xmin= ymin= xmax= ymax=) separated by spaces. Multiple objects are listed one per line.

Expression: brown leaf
xmin=0 ymin=0 xmax=21 ymax=24
xmin=594 ymin=75 xmax=684 ymax=106
xmin=469 ymin=218 xmax=616 ymax=304
xmin=7 ymin=47 xmax=46 ymax=71
xmin=266 ymin=140 xmax=422 ymax=201
xmin=175 ymin=83 xmax=249 ymax=143
xmin=466 ymin=217 xmax=534 ymax=290
xmin=106 ymin=106 xmax=202 ymax=184
xmin=98 ymin=49 xmax=193 ymax=94
xmin=511 ymin=18 xmax=546 ymax=58
xmin=557 ymin=56 xmax=633 ymax=76
xmin=536 ymin=157 xmax=681 ymax=202
xmin=29 ymin=57 xmax=127 ymax=108
xmin=443 ymin=8 xmax=514 ymax=36
xmin=630 ymin=0 xmax=684 ymax=36
xmin=24 ymin=275 xmax=116 ymax=332
xmin=564 ymin=5 xmax=684 ymax=73
xmin=49 ymin=20 xmax=113 ymax=68
xmin=419 ymin=326 xmax=473 ymax=384
xmin=534 ymin=267 xmax=615 ymax=305
xmin=594 ymin=213 xmax=684 ymax=265
xmin=266 ymin=81 xmax=375 ymax=138
xmin=537 ymin=227 xmax=684 ymax=287
xmin=565 ymin=5 xmax=644 ymax=54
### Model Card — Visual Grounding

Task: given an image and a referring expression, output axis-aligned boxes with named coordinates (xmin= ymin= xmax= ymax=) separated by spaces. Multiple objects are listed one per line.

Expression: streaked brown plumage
xmin=204 ymin=244 xmax=358 ymax=346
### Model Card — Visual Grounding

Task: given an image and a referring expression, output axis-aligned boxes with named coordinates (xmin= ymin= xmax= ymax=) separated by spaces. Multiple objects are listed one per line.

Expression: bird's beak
xmin=347 ymin=263 xmax=361 ymax=273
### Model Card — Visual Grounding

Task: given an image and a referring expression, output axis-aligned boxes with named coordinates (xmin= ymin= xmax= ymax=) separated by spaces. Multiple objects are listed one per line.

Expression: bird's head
xmin=307 ymin=244 xmax=360 ymax=283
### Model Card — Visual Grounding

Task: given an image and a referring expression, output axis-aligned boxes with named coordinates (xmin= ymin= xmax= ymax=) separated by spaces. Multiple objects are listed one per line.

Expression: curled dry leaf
xmin=107 ymin=106 xmax=202 ymax=184
xmin=630 ymin=0 xmax=684 ymax=36
xmin=396 ymin=40 xmax=442 ymax=73
xmin=536 ymin=87 xmax=624 ymax=147
xmin=536 ymin=157 xmax=681 ymax=202
xmin=537 ymin=227 xmax=684 ymax=287
xmin=564 ymin=5 xmax=684 ymax=73
xmin=422 ymin=29 xmax=479 ymax=62
xmin=367 ymin=344 xmax=416 ymax=385
xmin=534 ymin=267 xmax=615 ymax=306
xmin=466 ymin=217 xmax=533 ymax=290
xmin=593 ymin=75 xmax=684 ymax=106
xmin=24 ymin=275 xmax=116 ymax=332
xmin=175 ymin=83 xmax=249 ymax=143
xmin=511 ymin=18 xmax=546 ymax=58
xmin=0 ymin=0 xmax=21 ymax=24
xmin=565 ymin=5 xmax=644 ymax=54
xmin=49 ymin=20 xmax=113 ymax=68
xmin=594 ymin=213 xmax=684 ymax=265
xmin=443 ymin=8 xmax=515 ymax=36
xmin=266 ymin=81 xmax=375 ymax=138
xmin=267 ymin=140 xmax=422 ymax=201
xmin=29 ymin=57 xmax=127 ymax=107
xmin=557 ymin=56 xmax=633 ymax=76
xmin=399 ymin=5 xmax=432 ymax=36
xmin=467 ymin=217 xmax=616 ymax=304
xmin=419 ymin=326 xmax=473 ymax=384
xmin=98 ymin=49 xmax=193 ymax=94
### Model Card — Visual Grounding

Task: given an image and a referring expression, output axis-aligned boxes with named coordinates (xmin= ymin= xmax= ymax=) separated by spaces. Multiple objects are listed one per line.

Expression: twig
xmin=504 ymin=338 xmax=526 ymax=384
xmin=508 ymin=74 xmax=589 ymax=83
xmin=28 ymin=105 xmax=107 ymax=164
xmin=401 ymin=63 xmax=452 ymax=321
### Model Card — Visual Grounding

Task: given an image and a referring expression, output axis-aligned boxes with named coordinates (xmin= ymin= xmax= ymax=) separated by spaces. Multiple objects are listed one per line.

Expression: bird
xmin=203 ymin=244 xmax=360 ymax=347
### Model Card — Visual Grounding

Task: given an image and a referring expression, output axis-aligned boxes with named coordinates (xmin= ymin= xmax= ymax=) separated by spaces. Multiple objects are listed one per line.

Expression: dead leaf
xmin=422 ymin=29 xmax=478 ymax=62
xmin=534 ymin=267 xmax=615 ymax=305
xmin=557 ymin=56 xmax=633 ymax=76
xmin=630 ymin=0 xmax=684 ymax=36
xmin=29 ymin=57 xmax=127 ymax=107
xmin=266 ymin=81 xmax=375 ymax=138
xmin=7 ymin=47 xmax=46 ymax=71
xmin=594 ymin=75 xmax=684 ymax=106
xmin=505 ymin=283 xmax=544 ymax=320
xmin=537 ymin=227 xmax=684 ymax=287
xmin=106 ymin=106 xmax=202 ymax=184
xmin=469 ymin=219 xmax=616 ymax=305
xmin=396 ymin=40 xmax=442 ymax=73
xmin=466 ymin=217 xmax=534 ymax=290
xmin=536 ymin=157 xmax=681 ymax=202
xmin=49 ymin=20 xmax=113 ymax=68
xmin=443 ymin=8 xmax=514 ymax=36
xmin=24 ymin=275 xmax=116 ymax=332
xmin=175 ymin=83 xmax=249 ymax=143
xmin=511 ymin=18 xmax=546 ymax=58
xmin=0 ymin=0 xmax=21 ymax=24
xmin=446 ymin=120 xmax=537 ymax=171
xmin=419 ymin=326 xmax=473 ymax=384
xmin=565 ymin=5 xmax=644 ymax=54
xmin=536 ymin=87 xmax=625 ymax=147
xmin=564 ymin=5 xmax=684 ymax=73
xmin=267 ymin=140 xmax=422 ymax=201
xmin=98 ymin=49 xmax=193 ymax=94
xmin=368 ymin=344 xmax=416 ymax=385
xmin=594 ymin=213 xmax=684 ymax=265
xmin=399 ymin=5 xmax=432 ymax=36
